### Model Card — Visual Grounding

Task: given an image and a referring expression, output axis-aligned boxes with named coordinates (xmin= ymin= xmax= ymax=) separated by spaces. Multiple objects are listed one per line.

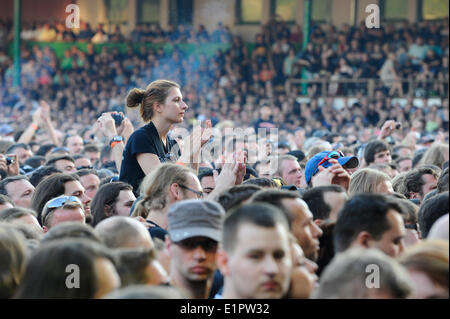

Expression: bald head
xmin=95 ymin=216 xmax=153 ymax=249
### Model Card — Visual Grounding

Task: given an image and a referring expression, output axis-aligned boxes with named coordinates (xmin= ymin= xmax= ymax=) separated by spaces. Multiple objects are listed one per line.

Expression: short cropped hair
xmin=222 ymin=203 xmax=289 ymax=252
xmin=334 ymin=193 xmax=405 ymax=253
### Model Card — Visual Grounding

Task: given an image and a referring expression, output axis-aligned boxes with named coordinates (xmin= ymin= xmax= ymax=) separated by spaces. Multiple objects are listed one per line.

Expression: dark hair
xmin=29 ymin=165 xmax=62 ymax=187
xmin=6 ymin=143 xmax=30 ymax=154
xmin=45 ymin=155 xmax=75 ymax=166
xmin=14 ymin=239 xmax=116 ymax=299
xmin=35 ymin=144 xmax=57 ymax=156
xmin=31 ymin=173 xmax=80 ymax=224
xmin=41 ymin=222 xmax=102 ymax=244
xmin=403 ymin=167 xmax=439 ymax=198
xmin=217 ymin=184 xmax=262 ymax=212
xmin=243 ymin=177 xmax=278 ymax=188
xmin=0 ymin=176 xmax=29 ymax=197
xmin=115 ymin=248 xmax=156 ymax=287
xmin=126 ymin=80 xmax=180 ymax=122
xmin=24 ymin=156 xmax=46 ymax=169
xmin=249 ymin=189 xmax=300 ymax=228
xmin=418 ymin=192 xmax=449 ymax=238
xmin=198 ymin=167 xmax=214 ymax=182
xmin=316 ymin=221 xmax=336 ymax=277
xmin=72 ymin=154 xmax=89 ymax=161
xmin=62 ymin=134 xmax=83 ymax=147
xmin=83 ymin=144 xmax=100 ymax=153
xmin=412 ymin=148 xmax=427 ymax=168
xmin=302 ymin=185 xmax=346 ymax=220
xmin=100 ymin=145 xmax=111 ymax=163
xmin=437 ymin=167 xmax=449 ymax=193
xmin=364 ymin=140 xmax=390 ymax=165
xmin=91 ymin=182 xmax=133 ymax=227
xmin=75 ymin=168 xmax=98 ymax=178
xmin=0 ymin=207 xmax=36 ymax=221
xmin=334 ymin=193 xmax=405 ymax=253
xmin=222 ymin=203 xmax=289 ymax=252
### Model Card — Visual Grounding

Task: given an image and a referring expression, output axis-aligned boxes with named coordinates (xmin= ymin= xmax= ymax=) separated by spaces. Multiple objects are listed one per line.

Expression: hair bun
xmin=126 ymin=88 xmax=146 ymax=108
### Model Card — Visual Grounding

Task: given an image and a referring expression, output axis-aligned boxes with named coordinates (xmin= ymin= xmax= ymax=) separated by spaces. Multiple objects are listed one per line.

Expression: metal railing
xmin=286 ymin=78 xmax=449 ymax=98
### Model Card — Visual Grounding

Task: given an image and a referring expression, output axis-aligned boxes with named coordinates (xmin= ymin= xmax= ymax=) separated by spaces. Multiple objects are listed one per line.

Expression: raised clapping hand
xmin=97 ymin=112 xmax=118 ymax=139
xmin=213 ymin=150 xmax=247 ymax=189
xmin=312 ymin=158 xmax=351 ymax=191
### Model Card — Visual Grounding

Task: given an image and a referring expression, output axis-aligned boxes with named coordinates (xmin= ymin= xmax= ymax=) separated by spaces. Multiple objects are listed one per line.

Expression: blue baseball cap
xmin=304 ymin=151 xmax=359 ymax=185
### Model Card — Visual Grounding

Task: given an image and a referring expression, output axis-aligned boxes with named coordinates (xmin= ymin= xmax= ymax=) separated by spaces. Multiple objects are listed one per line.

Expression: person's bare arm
xmin=39 ymin=101 xmax=60 ymax=146
xmin=97 ymin=113 xmax=127 ymax=173
xmin=136 ymin=153 xmax=161 ymax=175
xmin=17 ymin=107 xmax=41 ymax=144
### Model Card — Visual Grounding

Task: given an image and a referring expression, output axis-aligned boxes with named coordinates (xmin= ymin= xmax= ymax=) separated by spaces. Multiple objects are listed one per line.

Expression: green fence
xmin=9 ymin=41 xmax=236 ymax=60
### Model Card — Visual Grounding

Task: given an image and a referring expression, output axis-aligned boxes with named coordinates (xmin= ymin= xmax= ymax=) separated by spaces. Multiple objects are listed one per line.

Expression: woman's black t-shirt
xmin=119 ymin=122 xmax=179 ymax=193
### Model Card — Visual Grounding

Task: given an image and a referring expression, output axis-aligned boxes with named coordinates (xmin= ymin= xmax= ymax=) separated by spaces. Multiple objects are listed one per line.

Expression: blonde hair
xmin=419 ymin=143 xmax=449 ymax=169
xmin=126 ymin=80 xmax=180 ymax=123
xmin=348 ymin=168 xmax=391 ymax=196
xmin=399 ymin=240 xmax=449 ymax=295
xmin=132 ymin=164 xmax=195 ymax=218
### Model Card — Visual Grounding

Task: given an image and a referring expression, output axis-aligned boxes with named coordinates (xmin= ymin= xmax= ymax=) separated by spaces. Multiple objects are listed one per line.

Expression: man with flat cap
xmin=166 ymin=199 xmax=225 ymax=299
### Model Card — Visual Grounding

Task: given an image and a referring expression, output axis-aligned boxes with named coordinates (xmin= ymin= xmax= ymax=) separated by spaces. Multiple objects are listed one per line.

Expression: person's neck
xmin=147 ymin=207 xmax=169 ymax=229
xmin=221 ymin=282 xmax=239 ymax=299
xmin=170 ymin=271 xmax=212 ymax=299
xmin=151 ymin=117 xmax=172 ymax=142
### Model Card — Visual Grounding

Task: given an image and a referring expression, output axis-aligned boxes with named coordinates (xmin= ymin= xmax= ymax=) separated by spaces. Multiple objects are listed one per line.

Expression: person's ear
xmin=355 ymin=231 xmax=373 ymax=249
xmin=216 ymin=248 xmax=230 ymax=276
xmin=169 ymin=183 xmax=182 ymax=200
xmin=153 ymin=102 xmax=162 ymax=114
xmin=104 ymin=204 xmax=112 ymax=216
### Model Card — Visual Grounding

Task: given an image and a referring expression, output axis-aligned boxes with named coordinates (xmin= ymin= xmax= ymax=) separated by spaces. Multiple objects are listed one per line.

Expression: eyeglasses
xmin=175 ymin=238 xmax=218 ymax=252
xmin=316 ymin=150 xmax=345 ymax=169
xmin=405 ymin=223 xmax=419 ymax=231
xmin=179 ymin=184 xmax=204 ymax=199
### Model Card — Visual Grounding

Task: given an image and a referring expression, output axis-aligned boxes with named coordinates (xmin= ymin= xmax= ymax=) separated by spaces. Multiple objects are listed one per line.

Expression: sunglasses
xmin=175 ymin=238 xmax=218 ymax=252
xmin=76 ymin=165 xmax=93 ymax=170
xmin=47 ymin=196 xmax=82 ymax=209
xmin=315 ymin=150 xmax=345 ymax=170
xmin=42 ymin=196 xmax=83 ymax=224
xmin=179 ymin=184 xmax=204 ymax=199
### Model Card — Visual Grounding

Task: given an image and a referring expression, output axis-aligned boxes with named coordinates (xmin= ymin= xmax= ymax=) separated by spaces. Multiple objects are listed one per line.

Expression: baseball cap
xmin=304 ymin=150 xmax=359 ymax=185
xmin=168 ymin=199 xmax=225 ymax=242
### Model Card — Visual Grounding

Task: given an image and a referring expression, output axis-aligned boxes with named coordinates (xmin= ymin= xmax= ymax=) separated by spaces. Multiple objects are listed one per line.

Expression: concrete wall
xmin=77 ymin=0 xmax=107 ymax=26
xmin=0 ymin=0 xmax=73 ymax=23
xmin=193 ymin=0 xmax=235 ymax=31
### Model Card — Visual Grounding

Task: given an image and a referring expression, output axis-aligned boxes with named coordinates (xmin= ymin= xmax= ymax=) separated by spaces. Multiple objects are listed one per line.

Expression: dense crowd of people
xmin=0 ymin=16 xmax=449 ymax=301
